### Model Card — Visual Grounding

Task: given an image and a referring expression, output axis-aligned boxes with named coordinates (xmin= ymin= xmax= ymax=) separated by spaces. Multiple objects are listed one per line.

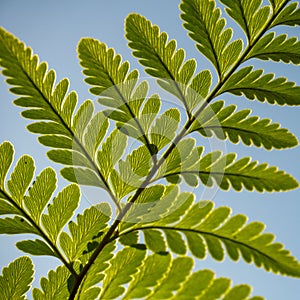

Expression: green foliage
xmin=180 ymin=0 xmax=243 ymax=78
xmin=0 ymin=0 xmax=299 ymax=299
xmin=189 ymin=100 xmax=298 ymax=149
xmin=219 ymin=66 xmax=300 ymax=105
xmin=120 ymin=197 xmax=300 ymax=277
xmin=0 ymin=256 xmax=34 ymax=300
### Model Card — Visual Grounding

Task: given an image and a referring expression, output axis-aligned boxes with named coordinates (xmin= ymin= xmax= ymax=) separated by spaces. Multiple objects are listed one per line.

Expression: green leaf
xmin=126 ymin=14 xmax=196 ymax=112
xmin=121 ymin=185 xmax=165 ymax=226
xmin=79 ymin=37 xmax=163 ymax=157
xmin=16 ymin=239 xmax=57 ymax=257
xmin=0 ymin=141 xmax=14 ymax=190
xmin=46 ymin=149 xmax=93 ymax=170
xmin=143 ymin=229 xmax=166 ymax=253
xmin=42 ymin=184 xmax=80 ymax=243
xmin=123 ymin=253 xmax=171 ymax=299
xmin=180 ymin=0 xmax=243 ymax=78
xmin=189 ymin=100 xmax=298 ymax=149
xmin=220 ymin=0 xmax=271 ymax=42
xmin=7 ymin=155 xmax=35 ymax=206
xmin=72 ymin=99 xmax=94 ymax=142
xmin=0 ymin=28 xmax=111 ymax=190
xmin=23 ymin=167 xmax=57 ymax=224
xmin=38 ymin=135 xmax=73 ymax=149
xmin=150 ymin=108 xmax=180 ymax=150
xmin=78 ymin=38 xmax=130 ymax=96
xmin=60 ymin=204 xmax=111 ymax=262
xmin=0 ymin=216 xmax=38 ymax=234
xmin=100 ymin=246 xmax=146 ymax=299
xmin=148 ymin=257 xmax=193 ymax=299
xmin=60 ymin=167 xmax=105 ymax=188
xmin=97 ymin=129 xmax=127 ymax=181
xmin=0 ymin=199 xmax=20 ymax=215
xmin=122 ymin=198 xmax=300 ymax=278
xmin=33 ymin=266 xmax=71 ymax=299
xmin=111 ymin=145 xmax=152 ymax=199
xmin=185 ymin=70 xmax=212 ymax=112
xmin=0 ymin=257 xmax=34 ymax=300
xmin=74 ymin=241 xmax=116 ymax=300
xmin=83 ymin=112 xmax=109 ymax=158
xmin=246 ymin=32 xmax=300 ymax=64
xmin=270 ymin=2 xmax=300 ymax=27
xmin=164 ymin=150 xmax=298 ymax=192
xmin=219 ymin=66 xmax=300 ymax=105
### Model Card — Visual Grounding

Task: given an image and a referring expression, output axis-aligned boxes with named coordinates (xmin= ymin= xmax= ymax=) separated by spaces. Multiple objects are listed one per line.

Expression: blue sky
xmin=0 ymin=0 xmax=300 ymax=299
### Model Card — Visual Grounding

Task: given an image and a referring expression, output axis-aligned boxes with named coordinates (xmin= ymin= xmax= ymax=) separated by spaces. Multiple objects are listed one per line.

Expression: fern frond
xmin=180 ymin=0 xmax=243 ymax=78
xmin=270 ymin=1 xmax=300 ymax=27
xmin=188 ymin=100 xmax=298 ymax=149
xmin=156 ymin=147 xmax=298 ymax=192
xmin=246 ymin=32 xmax=300 ymax=64
xmin=219 ymin=66 xmax=300 ymax=105
xmin=32 ymin=265 xmax=71 ymax=299
xmin=0 ymin=257 xmax=34 ymax=300
xmin=119 ymin=198 xmax=300 ymax=278
xmin=0 ymin=27 xmax=115 ymax=198
xmin=78 ymin=38 xmax=158 ymax=158
xmin=59 ymin=204 xmax=111 ymax=262
xmin=0 ymin=141 xmax=79 ymax=269
xmin=219 ymin=0 xmax=271 ymax=42
xmin=125 ymin=14 xmax=196 ymax=114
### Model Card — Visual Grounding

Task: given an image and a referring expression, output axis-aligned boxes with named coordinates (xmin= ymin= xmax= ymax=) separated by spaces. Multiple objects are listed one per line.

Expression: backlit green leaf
xmin=0 ymin=257 xmax=34 ymax=300
xmin=219 ymin=66 xmax=300 ymax=105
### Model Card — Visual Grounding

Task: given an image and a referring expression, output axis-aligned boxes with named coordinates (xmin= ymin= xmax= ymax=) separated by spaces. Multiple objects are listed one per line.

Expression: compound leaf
xmin=162 ymin=150 xmax=298 ymax=192
xmin=246 ymin=32 xmax=300 ymax=64
xmin=0 ymin=256 xmax=34 ymax=300
xmin=219 ymin=66 xmax=300 ymax=105
xmin=189 ymin=100 xmax=298 ymax=149
xmin=220 ymin=0 xmax=271 ymax=42
xmin=270 ymin=2 xmax=300 ymax=27
xmin=180 ymin=0 xmax=243 ymax=78
xmin=121 ymin=198 xmax=300 ymax=278
xmin=126 ymin=13 xmax=196 ymax=113
xmin=0 ymin=27 xmax=109 ymax=190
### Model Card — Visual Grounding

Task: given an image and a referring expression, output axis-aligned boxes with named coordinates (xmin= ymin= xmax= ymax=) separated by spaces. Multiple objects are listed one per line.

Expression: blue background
xmin=0 ymin=0 xmax=299 ymax=299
